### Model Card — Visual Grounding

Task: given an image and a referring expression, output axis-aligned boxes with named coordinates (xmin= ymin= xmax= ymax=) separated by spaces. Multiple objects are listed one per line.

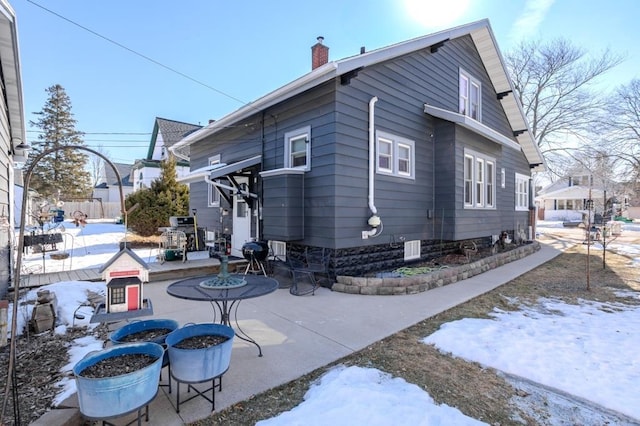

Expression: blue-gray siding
xmin=186 ymin=34 xmax=532 ymax=265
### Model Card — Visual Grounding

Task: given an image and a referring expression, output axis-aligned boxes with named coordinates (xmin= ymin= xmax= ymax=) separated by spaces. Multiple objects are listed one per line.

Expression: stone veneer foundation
xmin=331 ymin=241 xmax=540 ymax=295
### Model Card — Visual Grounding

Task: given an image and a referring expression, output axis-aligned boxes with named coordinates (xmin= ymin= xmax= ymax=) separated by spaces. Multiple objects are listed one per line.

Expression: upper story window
xmin=515 ymin=173 xmax=530 ymax=211
xmin=464 ymin=148 xmax=495 ymax=209
xmin=376 ymin=131 xmax=415 ymax=179
xmin=459 ymin=69 xmax=481 ymax=120
xmin=284 ymin=126 xmax=311 ymax=171
xmin=208 ymin=154 xmax=221 ymax=207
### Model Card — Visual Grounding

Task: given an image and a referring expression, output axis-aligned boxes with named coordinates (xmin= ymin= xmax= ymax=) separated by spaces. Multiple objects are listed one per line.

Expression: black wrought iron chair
xmin=304 ymin=247 xmax=331 ymax=287
xmin=288 ymin=256 xmax=319 ymax=296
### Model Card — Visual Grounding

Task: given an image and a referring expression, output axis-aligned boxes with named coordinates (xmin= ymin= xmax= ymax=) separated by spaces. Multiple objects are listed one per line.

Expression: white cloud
xmin=509 ymin=0 xmax=555 ymax=42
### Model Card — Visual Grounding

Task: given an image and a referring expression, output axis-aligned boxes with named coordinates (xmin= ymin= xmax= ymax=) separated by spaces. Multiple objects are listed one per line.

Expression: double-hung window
xmin=463 ymin=149 xmax=495 ymax=209
xmin=208 ymin=154 xmax=221 ymax=207
xmin=459 ymin=69 xmax=481 ymax=120
xmin=376 ymin=131 xmax=415 ymax=179
xmin=515 ymin=173 xmax=530 ymax=211
xmin=284 ymin=126 xmax=311 ymax=171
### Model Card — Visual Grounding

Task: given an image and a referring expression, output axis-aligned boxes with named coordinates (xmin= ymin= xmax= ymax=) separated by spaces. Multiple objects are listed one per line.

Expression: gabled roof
xmin=535 ymin=185 xmax=605 ymax=201
xmin=98 ymin=247 xmax=149 ymax=273
xmin=95 ymin=162 xmax=133 ymax=188
xmin=147 ymin=117 xmax=201 ymax=160
xmin=170 ymin=19 xmax=544 ymax=169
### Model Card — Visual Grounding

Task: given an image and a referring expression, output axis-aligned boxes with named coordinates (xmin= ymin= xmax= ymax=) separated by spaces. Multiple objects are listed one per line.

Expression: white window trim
xmin=463 ymin=148 xmax=495 ymax=210
xmin=515 ymin=173 xmax=530 ymax=211
xmin=404 ymin=240 xmax=421 ymax=261
xmin=376 ymin=131 xmax=415 ymax=179
xmin=208 ymin=154 xmax=221 ymax=207
xmin=459 ymin=68 xmax=482 ymax=121
xmin=268 ymin=240 xmax=287 ymax=261
xmin=284 ymin=126 xmax=311 ymax=171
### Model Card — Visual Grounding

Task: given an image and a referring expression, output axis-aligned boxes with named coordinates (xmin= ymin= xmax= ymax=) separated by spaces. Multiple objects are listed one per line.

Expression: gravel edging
xmin=332 ymin=242 xmax=540 ymax=295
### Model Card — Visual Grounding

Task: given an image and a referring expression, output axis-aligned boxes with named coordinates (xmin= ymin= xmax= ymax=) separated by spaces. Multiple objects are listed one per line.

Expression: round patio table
xmin=166 ymin=274 xmax=279 ymax=356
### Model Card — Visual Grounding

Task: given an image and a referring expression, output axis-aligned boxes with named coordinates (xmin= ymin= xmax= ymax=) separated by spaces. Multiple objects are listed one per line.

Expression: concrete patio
xmin=34 ymin=240 xmax=565 ymax=425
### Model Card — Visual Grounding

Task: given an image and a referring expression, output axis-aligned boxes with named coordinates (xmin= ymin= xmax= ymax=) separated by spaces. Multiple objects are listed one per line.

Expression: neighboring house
xmin=1 ymin=0 xmax=27 ymax=297
xmin=93 ymin=162 xmax=134 ymax=203
xmin=536 ymin=172 xmax=628 ymax=222
xmin=131 ymin=117 xmax=200 ymax=191
xmin=171 ymin=20 xmax=545 ymax=277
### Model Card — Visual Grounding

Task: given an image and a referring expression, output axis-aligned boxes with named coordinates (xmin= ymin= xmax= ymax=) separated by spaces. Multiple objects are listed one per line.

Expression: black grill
xmin=242 ymin=241 xmax=269 ymax=261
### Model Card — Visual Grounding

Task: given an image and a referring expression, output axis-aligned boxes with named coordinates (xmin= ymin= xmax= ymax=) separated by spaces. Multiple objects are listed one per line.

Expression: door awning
xmin=178 ymin=155 xmax=262 ymax=185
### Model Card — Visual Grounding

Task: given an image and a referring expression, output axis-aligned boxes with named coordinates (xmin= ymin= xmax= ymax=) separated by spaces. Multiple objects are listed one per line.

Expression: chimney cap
xmin=316 ymin=36 xmax=324 ymax=44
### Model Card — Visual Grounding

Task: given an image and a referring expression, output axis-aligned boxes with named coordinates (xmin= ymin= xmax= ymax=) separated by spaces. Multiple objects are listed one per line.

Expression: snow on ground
xmin=8 ymin=219 xmax=640 ymax=423
xmin=19 ymin=219 xmax=160 ymax=274
xmin=423 ymin=296 xmax=640 ymax=421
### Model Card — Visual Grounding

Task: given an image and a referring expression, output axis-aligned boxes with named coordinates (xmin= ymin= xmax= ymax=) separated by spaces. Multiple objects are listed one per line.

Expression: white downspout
xmin=363 ymin=96 xmax=382 ymax=238
xmin=368 ymin=96 xmax=379 ymax=216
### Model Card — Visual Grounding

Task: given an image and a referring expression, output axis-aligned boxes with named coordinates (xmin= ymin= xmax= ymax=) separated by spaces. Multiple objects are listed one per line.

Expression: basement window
xmin=404 ymin=240 xmax=421 ymax=261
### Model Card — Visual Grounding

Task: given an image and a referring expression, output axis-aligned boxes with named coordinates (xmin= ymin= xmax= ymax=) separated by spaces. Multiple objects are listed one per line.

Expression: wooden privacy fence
xmin=60 ymin=201 xmax=123 ymax=220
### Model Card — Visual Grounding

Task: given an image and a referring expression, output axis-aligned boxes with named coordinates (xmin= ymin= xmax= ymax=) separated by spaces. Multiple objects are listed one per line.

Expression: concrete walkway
xmin=47 ymin=241 xmax=564 ymax=425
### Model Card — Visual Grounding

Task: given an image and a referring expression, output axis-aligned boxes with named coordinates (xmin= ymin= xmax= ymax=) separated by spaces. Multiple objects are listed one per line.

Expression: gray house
xmin=171 ymin=20 xmax=545 ymax=277
xmin=131 ymin=117 xmax=200 ymax=191
xmin=1 ymin=0 xmax=26 ymax=297
xmin=93 ymin=162 xmax=134 ymax=203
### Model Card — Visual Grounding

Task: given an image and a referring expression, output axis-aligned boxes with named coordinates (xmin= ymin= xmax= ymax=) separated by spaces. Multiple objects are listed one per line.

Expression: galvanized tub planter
xmin=110 ymin=319 xmax=179 ymax=391
xmin=73 ymin=342 xmax=164 ymax=422
xmin=109 ymin=318 xmax=179 ymax=345
xmin=165 ymin=323 xmax=235 ymax=412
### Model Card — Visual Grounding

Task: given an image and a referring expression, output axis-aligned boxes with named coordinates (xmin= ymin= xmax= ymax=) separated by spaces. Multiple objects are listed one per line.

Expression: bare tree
xmin=505 ymin=39 xmax=624 ymax=178
xmin=88 ymin=144 xmax=110 ymax=187
xmin=604 ymin=79 xmax=640 ymax=195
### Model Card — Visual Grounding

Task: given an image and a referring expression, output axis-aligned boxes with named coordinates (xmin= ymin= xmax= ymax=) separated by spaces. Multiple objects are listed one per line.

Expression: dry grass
xmin=123 ymin=233 xmax=161 ymax=248
xmin=192 ymin=236 xmax=640 ymax=425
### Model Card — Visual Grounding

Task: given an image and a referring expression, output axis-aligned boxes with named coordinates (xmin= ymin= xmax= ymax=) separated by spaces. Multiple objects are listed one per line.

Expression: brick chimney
xmin=311 ymin=36 xmax=329 ymax=70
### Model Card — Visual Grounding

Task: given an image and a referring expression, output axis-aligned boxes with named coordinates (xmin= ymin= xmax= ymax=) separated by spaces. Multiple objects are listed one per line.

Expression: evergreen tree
xmin=27 ymin=84 xmax=92 ymax=200
xmin=125 ymin=156 xmax=190 ymax=236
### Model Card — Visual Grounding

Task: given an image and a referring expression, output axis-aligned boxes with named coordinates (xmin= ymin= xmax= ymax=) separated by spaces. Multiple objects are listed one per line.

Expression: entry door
xmin=127 ymin=286 xmax=139 ymax=311
xmin=231 ymin=178 xmax=252 ymax=257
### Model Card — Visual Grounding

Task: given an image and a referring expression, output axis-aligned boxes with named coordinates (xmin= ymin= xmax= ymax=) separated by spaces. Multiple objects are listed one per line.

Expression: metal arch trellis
xmin=1 ymin=145 xmax=128 ymax=424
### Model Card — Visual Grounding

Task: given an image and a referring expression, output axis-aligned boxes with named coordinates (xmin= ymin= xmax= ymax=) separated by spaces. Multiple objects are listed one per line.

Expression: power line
xmin=26 ymin=0 xmax=249 ymax=106
xmin=27 ymin=130 xmax=151 ymax=136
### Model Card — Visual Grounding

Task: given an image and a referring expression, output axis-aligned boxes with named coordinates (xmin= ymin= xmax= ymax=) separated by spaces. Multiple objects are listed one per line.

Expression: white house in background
xmin=93 ymin=162 xmax=134 ymax=203
xmin=535 ymin=172 xmax=627 ymax=222
xmin=131 ymin=117 xmax=201 ymax=191
xmin=1 ymin=0 xmax=27 ymax=298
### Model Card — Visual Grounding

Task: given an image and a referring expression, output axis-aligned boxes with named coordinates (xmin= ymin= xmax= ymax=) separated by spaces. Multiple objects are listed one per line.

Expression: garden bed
xmin=333 ymin=242 xmax=540 ymax=295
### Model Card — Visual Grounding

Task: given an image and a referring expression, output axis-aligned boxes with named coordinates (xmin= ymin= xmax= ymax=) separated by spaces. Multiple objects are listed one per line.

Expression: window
xmin=459 ymin=69 xmax=481 ymax=120
xmin=404 ymin=240 xmax=421 ymax=261
xmin=208 ymin=155 xmax=221 ymax=207
xmin=284 ymin=126 xmax=311 ymax=171
xmin=475 ymin=158 xmax=484 ymax=206
xmin=268 ymin=240 xmax=287 ymax=260
xmin=376 ymin=131 xmax=415 ymax=179
xmin=463 ymin=149 xmax=495 ymax=209
xmin=464 ymin=155 xmax=473 ymax=205
xmin=378 ymin=138 xmax=393 ymax=172
xmin=515 ymin=173 xmax=530 ymax=211
xmin=111 ymin=287 xmax=125 ymax=305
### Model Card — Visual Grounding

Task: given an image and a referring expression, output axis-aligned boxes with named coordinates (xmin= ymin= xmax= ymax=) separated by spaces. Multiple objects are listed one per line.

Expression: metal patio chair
xmin=158 ymin=230 xmax=188 ymax=264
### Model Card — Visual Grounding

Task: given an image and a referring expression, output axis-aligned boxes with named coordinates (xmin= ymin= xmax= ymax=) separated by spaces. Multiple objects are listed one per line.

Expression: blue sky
xmin=13 ymin=0 xmax=640 ymax=163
